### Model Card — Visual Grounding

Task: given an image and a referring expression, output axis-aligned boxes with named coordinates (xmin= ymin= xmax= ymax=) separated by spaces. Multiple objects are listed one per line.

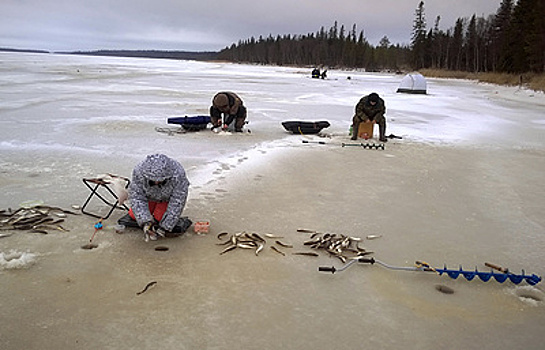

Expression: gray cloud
xmin=1 ymin=0 xmax=501 ymax=52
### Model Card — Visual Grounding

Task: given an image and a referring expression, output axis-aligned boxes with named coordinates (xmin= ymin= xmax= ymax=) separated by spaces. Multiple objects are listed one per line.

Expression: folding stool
xmin=81 ymin=174 xmax=130 ymax=219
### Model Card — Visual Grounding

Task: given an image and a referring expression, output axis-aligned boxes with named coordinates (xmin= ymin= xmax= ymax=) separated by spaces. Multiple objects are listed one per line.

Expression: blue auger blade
xmin=525 ymin=274 xmax=542 ymax=286
xmin=477 ymin=270 xmax=493 ymax=282
xmin=434 ymin=265 xmax=541 ymax=285
xmin=493 ymin=273 xmax=509 ymax=283
xmin=461 ymin=268 xmax=477 ymax=281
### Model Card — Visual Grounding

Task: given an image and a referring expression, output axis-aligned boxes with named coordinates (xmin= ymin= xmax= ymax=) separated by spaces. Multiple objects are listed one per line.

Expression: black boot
xmin=378 ymin=121 xmax=388 ymax=142
xmin=351 ymin=121 xmax=359 ymax=140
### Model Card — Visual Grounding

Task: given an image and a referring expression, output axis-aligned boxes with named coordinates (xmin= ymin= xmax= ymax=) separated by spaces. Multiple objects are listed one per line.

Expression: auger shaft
xmin=318 ymin=257 xmax=542 ymax=285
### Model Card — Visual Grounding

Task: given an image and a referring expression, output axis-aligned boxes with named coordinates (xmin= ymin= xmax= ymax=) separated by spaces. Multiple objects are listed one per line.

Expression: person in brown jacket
xmin=351 ymin=92 xmax=387 ymax=142
xmin=210 ymin=92 xmax=247 ymax=132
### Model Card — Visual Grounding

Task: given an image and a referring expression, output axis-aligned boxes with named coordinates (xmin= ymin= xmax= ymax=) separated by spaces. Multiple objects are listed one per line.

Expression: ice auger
xmin=318 ymin=257 xmax=542 ymax=286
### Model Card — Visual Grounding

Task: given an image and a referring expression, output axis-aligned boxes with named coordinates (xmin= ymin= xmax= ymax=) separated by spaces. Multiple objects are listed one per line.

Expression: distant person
xmin=321 ymin=69 xmax=327 ymax=79
xmin=210 ymin=92 xmax=247 ymax=132
xmin=311 ymin=68 xmax=320 ymax=79
xmin=127 ymin=154 xmax=190 ymax=241
xmin=351 ymin=92 xmax=387 ymax=142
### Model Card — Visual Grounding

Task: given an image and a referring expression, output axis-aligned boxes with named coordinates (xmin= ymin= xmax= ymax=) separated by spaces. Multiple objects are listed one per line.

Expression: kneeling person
xmin=210 ymin=91 xmax=247 ymax=132
xmin=128 ymin=154 xmax=190 ymax=241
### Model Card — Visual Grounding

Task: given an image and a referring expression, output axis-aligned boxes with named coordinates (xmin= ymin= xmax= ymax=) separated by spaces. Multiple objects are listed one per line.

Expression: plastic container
xmin=194 ymin=221 xmax=210 ymax=233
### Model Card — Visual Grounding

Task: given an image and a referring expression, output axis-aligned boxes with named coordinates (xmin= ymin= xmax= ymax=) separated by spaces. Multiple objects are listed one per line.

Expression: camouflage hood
xmin=140 ymin=154 xmax=176 ymax=182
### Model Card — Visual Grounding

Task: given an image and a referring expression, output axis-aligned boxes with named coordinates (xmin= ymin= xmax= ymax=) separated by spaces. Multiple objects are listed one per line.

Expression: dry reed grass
xmin=419 ymin=69 xmax=545 ymax=93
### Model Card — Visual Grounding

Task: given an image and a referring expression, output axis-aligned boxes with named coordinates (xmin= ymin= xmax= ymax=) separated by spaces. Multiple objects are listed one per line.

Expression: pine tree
xmin=411 ymin=1 xmax=427 ymax=69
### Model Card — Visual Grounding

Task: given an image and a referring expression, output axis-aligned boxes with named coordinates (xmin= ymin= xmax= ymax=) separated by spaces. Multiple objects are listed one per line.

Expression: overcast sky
xmin=1 ymin=0 xmax=501 ymax=52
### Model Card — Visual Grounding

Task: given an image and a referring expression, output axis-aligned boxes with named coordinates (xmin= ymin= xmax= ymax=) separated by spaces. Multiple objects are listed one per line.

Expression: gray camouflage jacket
xmin=128 ymin=154 xmax=189 ymax=231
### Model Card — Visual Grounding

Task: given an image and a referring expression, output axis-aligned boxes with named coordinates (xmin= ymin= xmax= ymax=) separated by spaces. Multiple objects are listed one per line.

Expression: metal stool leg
xmin=81 ymin=177 xmax=130 ymax=219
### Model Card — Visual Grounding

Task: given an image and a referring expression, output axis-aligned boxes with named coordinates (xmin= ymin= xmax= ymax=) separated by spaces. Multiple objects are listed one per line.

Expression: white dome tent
xmin=396 ymin=72 xmax=427 ymax=94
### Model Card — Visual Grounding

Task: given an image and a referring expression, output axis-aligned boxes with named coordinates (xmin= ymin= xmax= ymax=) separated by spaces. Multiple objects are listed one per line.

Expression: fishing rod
xmin=318 ymin=257 xmax=542 ymax=286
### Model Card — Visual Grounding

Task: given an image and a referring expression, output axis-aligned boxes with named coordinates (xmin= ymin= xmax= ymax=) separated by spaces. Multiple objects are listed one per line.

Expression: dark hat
xmin=368 ymin=93 xmax=379 ymax=103
xmin=213 ymin=93 xmax=229 ymax=108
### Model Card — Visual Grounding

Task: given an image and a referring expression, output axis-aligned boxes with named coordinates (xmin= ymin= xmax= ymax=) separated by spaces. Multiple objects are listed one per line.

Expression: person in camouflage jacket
xmin=128 ymin=154 xmax=189 ymax=240
xmin=210 ymin=91 xmax=247 ymax=132
xmin=351 ymin=92 xmax=387 ymax=142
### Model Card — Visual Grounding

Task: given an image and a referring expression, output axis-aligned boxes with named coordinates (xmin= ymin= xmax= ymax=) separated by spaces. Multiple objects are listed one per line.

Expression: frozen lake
xmin=1 ymin=52 xmax=545 ymax=349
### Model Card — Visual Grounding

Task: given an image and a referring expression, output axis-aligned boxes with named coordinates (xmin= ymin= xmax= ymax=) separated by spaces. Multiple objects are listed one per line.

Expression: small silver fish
xmin=270 ymin=246 xmax=285 ymax=256
xmin=292 ymin=252 xmax=319 ymax=257
xmin=219 ymin=245 xmax=237 ymax=255
xmin=255 ymin=243 xmax=264 ymax=256
xmin=275 ymin=240 xmax=293 ymax=248
xmin=297 ymin=229 xmax=316 ymax=233
xmin=264 ymin=233 xmax=284 ymax=239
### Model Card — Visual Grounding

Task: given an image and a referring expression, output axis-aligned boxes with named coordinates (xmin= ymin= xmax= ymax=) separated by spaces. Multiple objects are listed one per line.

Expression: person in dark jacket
xmin=128 ymin=154 xmax=189 ymax=241
xmin=351 ymin=92 xmax=387 ymax=142
xmin=210 ymin=92 xmax=247 ymax=132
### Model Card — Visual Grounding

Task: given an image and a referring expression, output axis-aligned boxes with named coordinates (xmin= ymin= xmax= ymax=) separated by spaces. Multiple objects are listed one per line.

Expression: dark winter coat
xmin=354 ymin=95 xmax=386 ymax=123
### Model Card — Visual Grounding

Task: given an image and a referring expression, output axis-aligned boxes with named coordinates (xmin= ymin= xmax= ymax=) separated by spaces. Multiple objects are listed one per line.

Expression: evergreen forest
xmin=217 ymin=0 xmax=544 ymax=74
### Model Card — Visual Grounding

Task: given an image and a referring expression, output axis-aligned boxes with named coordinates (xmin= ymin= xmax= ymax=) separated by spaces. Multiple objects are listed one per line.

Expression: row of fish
xmin=216 ymin=228 xmax=374 ymax=262
xmin=0 ymin=205 xmax=79 ymax=237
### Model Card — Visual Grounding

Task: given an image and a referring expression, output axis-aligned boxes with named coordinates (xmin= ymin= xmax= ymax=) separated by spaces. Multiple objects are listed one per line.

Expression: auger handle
xmin=318 ymin=266 xmax=337 ymax=273
xmin=485 ymin=262 xmax=509 ymax=273
xmin=357 ymin=257 xmax=375 ymax=264
xmin=302 ymin=140 xmax=326 ymax=145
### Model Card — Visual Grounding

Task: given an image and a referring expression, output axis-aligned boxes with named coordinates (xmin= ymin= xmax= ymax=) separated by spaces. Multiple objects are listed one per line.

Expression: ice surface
xmin=1 ymin=52 xmax=545 ymax=350
xmin=1 ymin=52 xmax=543 ymax=197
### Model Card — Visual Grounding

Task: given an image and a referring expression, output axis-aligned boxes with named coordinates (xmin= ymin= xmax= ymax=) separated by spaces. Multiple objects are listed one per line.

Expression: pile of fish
xmin=217 ymin=231 xmax=319 ymax=257
xmin=0 ymin=205 xmax=78 ymax=237
xmin=216 ymin=229 xmax=373 ymax=262
xmin=299 ymin=229 xmax=373 ymax=263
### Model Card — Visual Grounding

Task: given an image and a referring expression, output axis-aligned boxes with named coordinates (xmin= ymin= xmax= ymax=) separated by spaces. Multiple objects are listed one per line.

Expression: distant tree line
xmin=217 ymin=22 xmax=409 ymax=71
xmin=64 ymin=50 xmax=219 ymax=61
xmin=218 ymin=0 xmax=544 ymax=74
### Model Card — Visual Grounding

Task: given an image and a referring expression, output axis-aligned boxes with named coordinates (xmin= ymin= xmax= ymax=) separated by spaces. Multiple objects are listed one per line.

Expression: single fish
xmin=292 ymin=252 xmax=319 ymax=257
xmin=251 ymin=232 xmax=266 ymax=242
xmin=264 ymin=233 xmax=283 ymax=239
xmin=255 ymin=243 xmax=264 ymax=256
xmin=366 ymin=235 xmax=382 ymax=240
xmin=297 ymin=229 xmax=316 ymax=233
xmin=30 ymin=229 xmax=49 ymax=234
xmin=217 ymin=232 xmax=229 ymax=240
xmin=33 ymin=224 xmax=69 ymax=232
xmin=219 ymin=245 xmax=237 ymax=255
xmin=310 ymin=232 xmax=321 ymax=239
xmin=275 ymin=240 xmax=293 ymax=248
xmin=237 ymin=243 xmax=255 ymax=249
xmin=270 ymin=246 xmax=285 ymax=256
xmin=136 ymin=281 xmax=157 ymax=295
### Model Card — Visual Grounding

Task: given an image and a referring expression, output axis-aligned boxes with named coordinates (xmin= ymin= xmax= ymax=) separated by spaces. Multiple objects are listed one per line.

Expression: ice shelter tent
xmin=396 ymin=72 xmax=427 ymax=94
